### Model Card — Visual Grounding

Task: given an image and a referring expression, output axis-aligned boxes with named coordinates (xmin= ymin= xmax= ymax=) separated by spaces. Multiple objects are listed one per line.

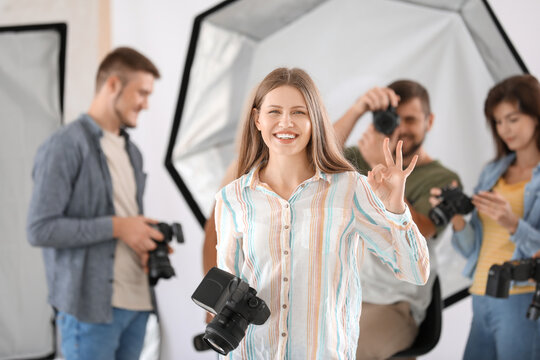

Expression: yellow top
xmin=470 ymin=177 xmax=535 ymax=295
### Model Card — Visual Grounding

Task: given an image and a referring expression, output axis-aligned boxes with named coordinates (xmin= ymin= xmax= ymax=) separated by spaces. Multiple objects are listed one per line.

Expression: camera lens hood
xmin=204 ymin=309 xmax=249 ymax=355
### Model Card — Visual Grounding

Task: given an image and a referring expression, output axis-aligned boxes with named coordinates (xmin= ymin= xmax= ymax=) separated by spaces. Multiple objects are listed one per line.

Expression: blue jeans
xmin=464 ymin=294 xmax=540 ymax=360
xmin=56 ymin=308 xmax=150 ymax=360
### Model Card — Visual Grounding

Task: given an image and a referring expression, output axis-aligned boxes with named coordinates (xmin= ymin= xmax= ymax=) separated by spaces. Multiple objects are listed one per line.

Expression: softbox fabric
xmin=168 ymin=0 xmax=526 ymax=300
xmin=0 ymin=24 xmax=65 ymax=359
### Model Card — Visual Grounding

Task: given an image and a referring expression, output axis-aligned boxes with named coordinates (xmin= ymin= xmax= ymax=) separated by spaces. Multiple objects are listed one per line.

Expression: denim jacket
xmin=452 ymin=153 xmax=540 ymax=279
xmin=27 ymin=114 xmax=146 ymax=323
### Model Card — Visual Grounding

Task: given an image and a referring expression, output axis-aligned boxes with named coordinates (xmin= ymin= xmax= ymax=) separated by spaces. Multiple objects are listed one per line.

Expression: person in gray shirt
xmin=27 ymin=47 xmax=163 ymax=360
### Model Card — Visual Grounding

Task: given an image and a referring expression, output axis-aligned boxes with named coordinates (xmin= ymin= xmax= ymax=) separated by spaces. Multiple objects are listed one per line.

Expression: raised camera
xmin=148 ymin=222 xmax=184 ymax=286
xmin=373 ymin=105 xmax=400 ymax=135
xmin=192 ymin=267 xmax=270 ymax=355
xmin=429 ymin=186 xmax=474 ymax=227
xmin=486 ymin=258 xmax=540 ymax=320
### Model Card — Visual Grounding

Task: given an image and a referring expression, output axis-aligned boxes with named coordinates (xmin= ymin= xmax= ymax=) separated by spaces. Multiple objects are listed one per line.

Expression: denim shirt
xmin=452 ymin=153 xmax=540 ymax=279
xmin=27 ymin=114 xmax=146 ymax=323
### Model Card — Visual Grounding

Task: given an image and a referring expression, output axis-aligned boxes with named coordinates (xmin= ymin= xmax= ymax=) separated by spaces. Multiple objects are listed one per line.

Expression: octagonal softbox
xmin=165 ymin=0 xmax=527 ymax=302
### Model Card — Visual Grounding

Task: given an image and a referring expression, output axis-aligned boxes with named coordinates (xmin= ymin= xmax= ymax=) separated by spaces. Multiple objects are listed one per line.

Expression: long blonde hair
xmin=236 ymin=67 xmax=354 ymax=178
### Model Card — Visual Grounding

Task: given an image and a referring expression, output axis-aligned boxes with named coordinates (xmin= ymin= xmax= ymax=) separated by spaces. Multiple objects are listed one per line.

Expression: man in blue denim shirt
xmin=28 ymin=47 xmax=163 ymax=359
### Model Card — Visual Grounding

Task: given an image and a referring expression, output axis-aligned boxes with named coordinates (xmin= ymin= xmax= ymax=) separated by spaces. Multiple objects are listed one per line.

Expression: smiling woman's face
xmin=255 ymin=85 xmax=312 ymax=159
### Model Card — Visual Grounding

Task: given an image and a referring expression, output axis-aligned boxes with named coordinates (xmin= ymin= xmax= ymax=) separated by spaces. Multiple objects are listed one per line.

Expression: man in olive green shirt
xmin=334 ymin=80 xmax=461 ymax=360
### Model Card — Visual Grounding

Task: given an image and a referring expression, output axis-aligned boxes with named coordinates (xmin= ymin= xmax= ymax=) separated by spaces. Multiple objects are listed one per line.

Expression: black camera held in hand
xmin=191 ymin=267 xmax=270 ymax=355
xmin=148 ymin=222 xmax=184 ymax=286
xmin=373 ymin=105 xmax=400 ymax=135
xmin=486 ymin=257 xmax=540 ymax=320
xmin=429 ymin=186 xmax=474 ymax=227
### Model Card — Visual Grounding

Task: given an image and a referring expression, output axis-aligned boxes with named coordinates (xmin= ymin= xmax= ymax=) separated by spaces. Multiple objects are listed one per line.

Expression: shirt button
xmin=284 ymin=250 xmax=289 ymax=255
xmin=284 ymin=225 xmax=290 ymax=230
xmin=282 ymin=304 xmax=287 ymax=309
xmin=282 ymin=332 xmax=287 ymax=337
xmin=283 ymin=277 xmax=288 ymax=282
xmin=285 ymin=203 xmax=289 ymax=208
xmin=403 ymin=221 xmax=408 ymax=225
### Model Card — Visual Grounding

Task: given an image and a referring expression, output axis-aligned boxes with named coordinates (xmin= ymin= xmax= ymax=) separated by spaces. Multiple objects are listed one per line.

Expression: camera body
xmin=148 ymin=222 xmax=184 ymax=286
xmin=428 ymin=186 xmax=474 ymax=226
xmin=373 ymin=105 xmax=400 ymax=135
xmin=486 ymin=258 xmax=540 ymax=320
xmin=192 ymin=267 xmax=270 ymax=355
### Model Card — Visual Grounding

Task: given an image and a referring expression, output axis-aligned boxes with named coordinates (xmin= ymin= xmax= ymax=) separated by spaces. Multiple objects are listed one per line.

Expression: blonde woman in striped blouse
xmin=432 ymin=74 xmax=540 ymax=360
xmin=215 ymin=67 xmax=429 ymax=359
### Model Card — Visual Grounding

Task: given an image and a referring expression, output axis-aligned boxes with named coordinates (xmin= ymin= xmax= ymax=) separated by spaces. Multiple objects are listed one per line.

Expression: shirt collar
xmin=245 ymin=164 xmax=262 ymax=190
xmin=81 ymin=113 xmax=103 ymax=137
xmin=314 ymin=168 xmax=331 ymax=183
xmin=244 ymin=163 xmax=331 ymax=190
xmin=81 ymin=113 xmax=130 ymax=141
xmin=498 ymin=152 xmax=540 ymax=175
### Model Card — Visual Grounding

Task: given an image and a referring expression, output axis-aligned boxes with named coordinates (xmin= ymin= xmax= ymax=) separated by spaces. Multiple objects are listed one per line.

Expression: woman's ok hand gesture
xmin=367 ymin=138 xmax=418 ymax=214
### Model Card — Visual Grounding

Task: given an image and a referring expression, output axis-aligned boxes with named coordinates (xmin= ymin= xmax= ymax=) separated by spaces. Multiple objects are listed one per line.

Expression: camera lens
xmin=428 ymin=187 xmax=474 ymax=228
xmin=148 ymin=241 xmax=176 ymax=286
xmin=193 ymin=333 xmax=212 ymax=351
xmin=428 ymin=206 xmax=449 ymax=227
xmin=203 ymin=308 xmax=248 ymax=355
xmin=373 ymin=106 xmax=399 ymax=135
xmin=204 ymin=336 xmax=229 ymax=355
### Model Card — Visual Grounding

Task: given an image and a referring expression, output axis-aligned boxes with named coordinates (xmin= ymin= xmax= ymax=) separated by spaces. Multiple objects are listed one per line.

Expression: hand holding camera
xmin=113 ymin=215 xmax=163 ymax=256
xmin=148 ymin=222 xmax=184 ymax=286
xmin=358 ymin=86 xmax=400 ymax=135
xmin=353 ymin=87 xmax=401 ymax=168
xmin=353 ymin=86 xmax=400 ymax=116
xmin=429 ymin=184 xmax=474 ymax=227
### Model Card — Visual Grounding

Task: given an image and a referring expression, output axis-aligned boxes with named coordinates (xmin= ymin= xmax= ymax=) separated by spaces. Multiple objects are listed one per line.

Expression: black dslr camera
xmin=373 ymin=105 xmax=400 ymax=135
xmin=148 ymin=222 xmax=184 ymax=286
xmin=429 ymin=186 xmax=474 ymax=227
xmin=486 ymin=258 xmax=540 ymax=320
xmin=191 ymin=267 xmax=270 ymax=355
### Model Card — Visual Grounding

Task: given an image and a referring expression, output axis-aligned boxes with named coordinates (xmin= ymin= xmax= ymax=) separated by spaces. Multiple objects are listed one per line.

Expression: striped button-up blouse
xmin=215 ymin=167 xmax=429 ymax=360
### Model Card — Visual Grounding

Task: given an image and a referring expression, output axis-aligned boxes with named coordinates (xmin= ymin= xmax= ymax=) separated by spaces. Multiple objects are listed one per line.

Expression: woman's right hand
xmin=429 ymin=181 xmax=466 ymax=231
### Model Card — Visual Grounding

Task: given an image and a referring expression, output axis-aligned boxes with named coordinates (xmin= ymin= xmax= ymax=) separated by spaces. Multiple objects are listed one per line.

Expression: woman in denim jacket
xmin=432 ymin=74 xmax=540 ymax=360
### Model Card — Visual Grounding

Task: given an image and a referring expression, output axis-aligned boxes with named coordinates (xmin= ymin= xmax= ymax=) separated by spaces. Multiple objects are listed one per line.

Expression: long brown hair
xmin=236 ymin=67 xmax=354 ymax=178
xmin=484 ymin=74 xmax=540 ymax=159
